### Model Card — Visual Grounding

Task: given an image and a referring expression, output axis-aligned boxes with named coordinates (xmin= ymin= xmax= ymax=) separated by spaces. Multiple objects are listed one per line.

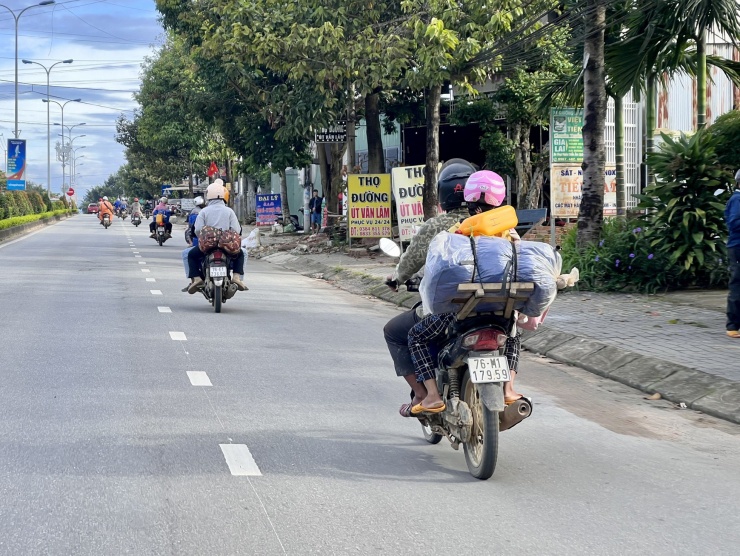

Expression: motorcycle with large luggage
xmin=194 ymin=226 xmax=243 ymax=313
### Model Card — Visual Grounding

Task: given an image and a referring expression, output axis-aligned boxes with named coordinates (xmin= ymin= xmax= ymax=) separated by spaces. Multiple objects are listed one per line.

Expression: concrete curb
xmin=262 ymin=252 xmax=740 ymax=426
xmin=0 ymin=213 xmax=75 ymax=244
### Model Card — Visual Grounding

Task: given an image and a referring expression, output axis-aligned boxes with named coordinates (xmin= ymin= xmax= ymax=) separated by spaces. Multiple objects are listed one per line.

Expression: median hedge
xmin=0 ymin=209 xmax=71 ymax=231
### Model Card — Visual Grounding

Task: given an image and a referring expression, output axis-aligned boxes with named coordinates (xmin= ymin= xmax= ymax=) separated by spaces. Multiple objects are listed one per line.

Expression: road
xmin=1 ymin=215 xmax=739 ymax=555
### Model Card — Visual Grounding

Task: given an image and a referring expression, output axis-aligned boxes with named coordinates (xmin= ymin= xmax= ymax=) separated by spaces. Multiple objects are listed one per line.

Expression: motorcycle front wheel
xmin=461 ymin=369 xmax=499 ymax=480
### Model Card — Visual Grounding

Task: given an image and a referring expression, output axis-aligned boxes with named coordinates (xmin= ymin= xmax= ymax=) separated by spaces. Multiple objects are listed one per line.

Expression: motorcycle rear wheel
xmin=214 ymin=284 xmax=222 ymax=313
xmin=461 ymin=369 xmax=499 ymax=480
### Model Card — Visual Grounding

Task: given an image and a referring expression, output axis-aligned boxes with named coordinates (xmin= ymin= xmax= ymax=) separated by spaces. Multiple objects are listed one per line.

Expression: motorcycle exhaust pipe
xmin=499 ymin=398 xmax=532 ymax=432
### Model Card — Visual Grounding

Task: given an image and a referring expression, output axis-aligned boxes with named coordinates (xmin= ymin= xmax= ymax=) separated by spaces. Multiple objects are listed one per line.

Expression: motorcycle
xmin=101 ymin=213 xmax=111 ymax=229
xmin=144 ymin=209 xmax=152 ymax=219
xmin=153 ymin=222 xmax=170 ymax=246
xmin=380 ymin=238 xmax=533 ymax=480
xmin=199 ymin=249 xmax=239 ymax=313
xmin=120 ymin=208 xmax=128 ymax=220
xmin=131 ymin=213 xmax=141 ymax=227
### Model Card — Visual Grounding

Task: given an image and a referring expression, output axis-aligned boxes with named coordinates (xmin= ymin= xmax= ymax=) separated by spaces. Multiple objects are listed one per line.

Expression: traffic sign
xmin=66 ymin=188 xmax=74 ymax=196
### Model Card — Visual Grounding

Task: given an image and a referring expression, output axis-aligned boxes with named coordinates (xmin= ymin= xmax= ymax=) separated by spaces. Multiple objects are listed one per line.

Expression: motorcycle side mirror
xmin=379 ymin=238 xmax=401 ymax=258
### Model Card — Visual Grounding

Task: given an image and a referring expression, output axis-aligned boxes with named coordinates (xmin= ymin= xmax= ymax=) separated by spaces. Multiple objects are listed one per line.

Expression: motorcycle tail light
xmin=496 ymin=333 xmax=508 ymax=347
xmin=463 ymin=329 xmax=499 ymax=350
xmin=213 ymin=251 xmax=223 ymax=260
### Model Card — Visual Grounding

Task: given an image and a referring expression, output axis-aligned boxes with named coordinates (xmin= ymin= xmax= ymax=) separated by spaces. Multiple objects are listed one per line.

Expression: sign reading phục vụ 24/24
xmin=7 ymin=139 xmax=27 ymax=191
xmin=391 ymin=165 xmax=425 ymax=241
xmin=348 ymin=174 xmax=392 ymax=238
xmin=550 ymin=108 xmax=583 ymax=164
xmin=255 ymin=193 xmax=282 ymax=226
xmin=551 ymin=164 xmax=617 ymax=218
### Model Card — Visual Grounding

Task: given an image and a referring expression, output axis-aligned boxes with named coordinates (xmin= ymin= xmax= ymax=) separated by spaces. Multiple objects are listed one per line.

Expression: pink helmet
xmin=463 ymin=170 xmax=506 ymax=207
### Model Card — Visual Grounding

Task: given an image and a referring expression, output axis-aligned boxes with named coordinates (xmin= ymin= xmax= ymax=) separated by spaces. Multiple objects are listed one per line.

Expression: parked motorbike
xmin=101 ymin=213 xmax=111 ymax=229
xmin=199 ymin=249 xmax=239 ymax=313
xmin=380 ymin=238 xmax=533 ymax=480
xmin=131 ymin=213 xmax=142 ymax=227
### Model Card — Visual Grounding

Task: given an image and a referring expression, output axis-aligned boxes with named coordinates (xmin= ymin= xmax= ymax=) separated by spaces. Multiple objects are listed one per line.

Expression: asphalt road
xmin=1 ymin=215 xmax=739 ymax=556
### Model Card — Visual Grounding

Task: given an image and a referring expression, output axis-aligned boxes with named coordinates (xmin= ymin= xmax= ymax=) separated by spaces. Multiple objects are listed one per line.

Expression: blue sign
xmin=256 ymin=193 xmax=281 ymax=226
xmin=7 ymin=139 xmax=26 ymax=191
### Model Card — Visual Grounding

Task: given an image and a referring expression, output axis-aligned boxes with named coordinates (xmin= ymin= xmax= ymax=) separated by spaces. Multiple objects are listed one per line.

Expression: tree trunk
xmin=188 ymin=159 xmax=194 ymax=196
xmin=614 ymin=94 xmax=626 ymax=217
xmin=423 ymin=85 xmax=441 ymax=219
xmin=317 ymin=143 xmax=330 ymax=197
xmin=365 ymin=92 xmax=385 ymax=174
xmin=577 ymin=0 xmax=607 ymax=247
xmin=329 ymin=142 xmax=347 ymax=218
xmin=279 ymin=169 xmax=290 ymax=220
xmin=646 ymin=73 xmax=656 ymax=187
xmin=514 ymin=123 xmax=531 ymax=209
xmin=346 ymin=88 xmax=356 ymax=173
xmin=696 ymin=33 xmax=707 ymax=129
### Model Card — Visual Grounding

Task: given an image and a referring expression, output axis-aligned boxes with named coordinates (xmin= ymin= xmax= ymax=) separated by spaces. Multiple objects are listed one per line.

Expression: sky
xmin=0 ymin=0 xmax=163 ymax=199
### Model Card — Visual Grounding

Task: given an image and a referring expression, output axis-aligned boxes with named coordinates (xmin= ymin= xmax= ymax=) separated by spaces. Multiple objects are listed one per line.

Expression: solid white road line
xmin=186 ymin=371 xmax=212 ymax=386
xmin=157 ymin=307 xmax=171 ymax=313
xmin=146 ymin=278 xmax=156 ymax=282
xmin=219 ymin=444 xmax=262 ymax=476
xmin=169 ymin=331 xmax=187 ymax=341
xmin=150 ymin=290 xmax=162 ymax=295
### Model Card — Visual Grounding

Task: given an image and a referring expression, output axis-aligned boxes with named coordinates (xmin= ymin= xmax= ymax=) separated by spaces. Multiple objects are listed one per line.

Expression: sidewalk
xmin=260 ymin=247 xmax=740 ymax=424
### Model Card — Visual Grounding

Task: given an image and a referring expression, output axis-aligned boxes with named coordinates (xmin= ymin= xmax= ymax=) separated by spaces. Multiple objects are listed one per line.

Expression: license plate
xmin=210 ymin=266 xmax=227 ymax=277
xmin=468 ymin=355 xmax=511 ymax=383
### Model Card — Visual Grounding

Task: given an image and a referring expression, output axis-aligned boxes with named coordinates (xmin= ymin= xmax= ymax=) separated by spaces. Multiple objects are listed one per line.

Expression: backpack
xmin=218 ymin=229 xmax=242 ymax=255
xmin=198 ymin=226 xmax=222 ymax=253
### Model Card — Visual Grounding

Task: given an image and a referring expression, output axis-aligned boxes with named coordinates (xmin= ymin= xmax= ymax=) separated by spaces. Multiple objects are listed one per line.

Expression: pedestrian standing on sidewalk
xmin=309 ymin=189 xmax=323 ymax=234
xmin=725 ymin=169 xmax=740 ymax=338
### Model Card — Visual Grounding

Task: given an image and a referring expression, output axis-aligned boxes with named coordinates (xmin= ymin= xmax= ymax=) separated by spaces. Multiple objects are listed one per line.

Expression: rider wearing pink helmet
xmin=463 ymin=170 xmax=506 ymax=210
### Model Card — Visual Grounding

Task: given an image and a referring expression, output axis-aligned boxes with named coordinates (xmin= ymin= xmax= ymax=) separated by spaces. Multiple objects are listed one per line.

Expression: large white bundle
xmin=420 ymin=233 xmax=562 ymax=316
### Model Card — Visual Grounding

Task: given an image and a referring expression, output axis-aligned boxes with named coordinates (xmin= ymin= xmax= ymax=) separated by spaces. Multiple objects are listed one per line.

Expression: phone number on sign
xmin=350 ymin=226 xmax=391 ymax=237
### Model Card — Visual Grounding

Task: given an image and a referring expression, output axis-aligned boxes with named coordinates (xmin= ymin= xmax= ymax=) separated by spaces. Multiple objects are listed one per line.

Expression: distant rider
xmin=149 ymin=197 xmax=173 ymax=238
xmin=130 ymin=198 xmax=142 ymax=218
xmin=187 ymin=180 xmax=247 ymax=293
xmin=98 ymin=196 xmax=115 ymax=225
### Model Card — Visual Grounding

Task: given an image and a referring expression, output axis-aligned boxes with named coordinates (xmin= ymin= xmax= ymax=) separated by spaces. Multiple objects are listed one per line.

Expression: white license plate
xmin=210 ymin=266 xmax=227 ymax=277
xmin=468 ymin=355 xmax=511 ymax=383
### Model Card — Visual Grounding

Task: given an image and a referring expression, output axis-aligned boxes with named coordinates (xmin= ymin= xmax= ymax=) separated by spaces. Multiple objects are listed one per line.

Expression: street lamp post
xmin=0 ymin=1 xmax=56 ymax=138
xmin=44 ymin=99 xmax=82 ymax=193
xmin=23 ymin=58 xmax=73 ymax=194
xmin=71 ymin=148 xmax=86 ymax=187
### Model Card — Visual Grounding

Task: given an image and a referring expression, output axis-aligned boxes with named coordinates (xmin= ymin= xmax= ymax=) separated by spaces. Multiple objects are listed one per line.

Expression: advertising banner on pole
xmin=551 ymin=164 xmax=617 ymax=218
xmin=7 ymin=139 xmax=27 ymax=191
xmin=551 ymin=109 xmax=584 ymax=163
xmin=256 ymin=193 xmax=282 ymax=226
xmin=391 ymin=165 xmax=425 ymax=241
xmin=348 ymin=174 xmax=392 ymax=238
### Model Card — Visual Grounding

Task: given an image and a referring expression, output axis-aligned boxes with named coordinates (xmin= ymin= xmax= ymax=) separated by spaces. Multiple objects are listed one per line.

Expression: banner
xmin=256 ymin=193 xmax=282 ymax=226
xmin=7 ymin=139 xmax=26 ymax=191
xmin=551 ymin=108 xmax=583 ymax=164
xmin=348 ymin=174 xmax=392 ymax=238
xmin=391 ymin=166 xmax=425 ymax=241
xmin=551 ymin=164 xmax=617 ymax=218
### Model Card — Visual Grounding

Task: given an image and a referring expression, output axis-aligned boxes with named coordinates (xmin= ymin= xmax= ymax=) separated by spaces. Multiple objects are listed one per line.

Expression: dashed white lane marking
xmin=141 ymin=269 xmax=150 ymax=273
xmin=158 ymin=306 xmax=171 ymax=313
xmin=150 ymin=290 xmax=162 ymax=295
xmin=219 ymin=444 xmax=262 ymax=476
xmin=169 ymin=331 xmax=187 ymax=341
xmin=187 ymin=371 xmax=212 ymax=386
xmin=138 ymin=261 xmax=147 ymax=265
xmin=146 ymin=278 xmax=156 ymax=282
xmin=135 ymin=255 xmax=142 ymax=258
xmin=133 ymin=251 xmax=139 ymax=254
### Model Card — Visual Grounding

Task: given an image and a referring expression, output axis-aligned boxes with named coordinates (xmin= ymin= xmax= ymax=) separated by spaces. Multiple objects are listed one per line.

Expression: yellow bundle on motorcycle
xmin=454 ymin=205 xmax=518 ymax=237
xmin=156 ymin=214 xmax=164 ymax=225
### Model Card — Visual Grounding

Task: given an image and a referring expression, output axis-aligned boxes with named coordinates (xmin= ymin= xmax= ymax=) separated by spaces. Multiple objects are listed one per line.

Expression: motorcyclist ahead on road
xmin=149 ymin=198 xmax=173 ymax=238
xmin=98 ymin=196 xmax=115 ymax=225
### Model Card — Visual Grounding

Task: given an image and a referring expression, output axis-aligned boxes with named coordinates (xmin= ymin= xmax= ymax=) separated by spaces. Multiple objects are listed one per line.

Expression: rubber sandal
xmin=505 ymin=395 xmax=524 ymax=405
xmin=727 ymin=330 xmax=740 ymax=339
xmin=411 ymin=402 xmax=446 ymax=415
xmin=399 ymin=403 xmax=414 ymax=418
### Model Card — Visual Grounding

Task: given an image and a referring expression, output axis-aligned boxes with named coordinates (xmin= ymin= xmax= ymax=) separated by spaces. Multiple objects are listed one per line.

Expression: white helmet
xmin=194 ymin=196 xmax=205 ymax=207
xmin=735 ymin=169 xmax=740 ymax=183
xmin=206 ymin=179 xmax=226 ymax=201
xmin=159 ymin=197 xmax=167 ymax=204
xmin=103 ymin=196 xmax=108 ymax=201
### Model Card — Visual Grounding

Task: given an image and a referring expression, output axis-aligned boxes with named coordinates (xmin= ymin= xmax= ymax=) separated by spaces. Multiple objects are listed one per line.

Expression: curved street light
xmin=23 ymin=58 xmax=72 ymax=193
xmin=0 ymin=1 xmax=57 ymax=138
xmin=44 ymin=99 xmax=82 ymax=193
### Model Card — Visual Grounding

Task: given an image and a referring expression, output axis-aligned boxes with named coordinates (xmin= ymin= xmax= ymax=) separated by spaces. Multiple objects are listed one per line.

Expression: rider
xmin=98 ymin=196 xmax=115 ymax=225
xmin=384 ymin=159 xmax=476 ymax=416
xmin=181 ymin=196 xmax=206 ymax=289
xmin=113 ymin=197 xmax=122 ymax=216
xmin=144 ymin=198 xmax=153 ymax=215
xmin=149 ymin=197 xmax=173 ymax=238
xmin=406 ymin=170 xmax=523 ymax=415
xmin=119 ymin=197 xmax=128 ymax=217
xmin=186 ymin=180 xmax=247 ymax=293
xmin=130 ymin=198 xmax=142 ymax=219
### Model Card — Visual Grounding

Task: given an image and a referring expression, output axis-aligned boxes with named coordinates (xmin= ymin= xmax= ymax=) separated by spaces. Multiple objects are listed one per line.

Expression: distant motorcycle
xmin=144 ymin=208 xmax=152 ymax=219
xmin=153 ymin=222 xmax=170 ymax=246
xmin=101 ymin=214 xmax=111 ymax=229
xmin=120 ymin=208 xmax=128 ymax=221
xmin=131 ymin=213 xmax=142 ymax=227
